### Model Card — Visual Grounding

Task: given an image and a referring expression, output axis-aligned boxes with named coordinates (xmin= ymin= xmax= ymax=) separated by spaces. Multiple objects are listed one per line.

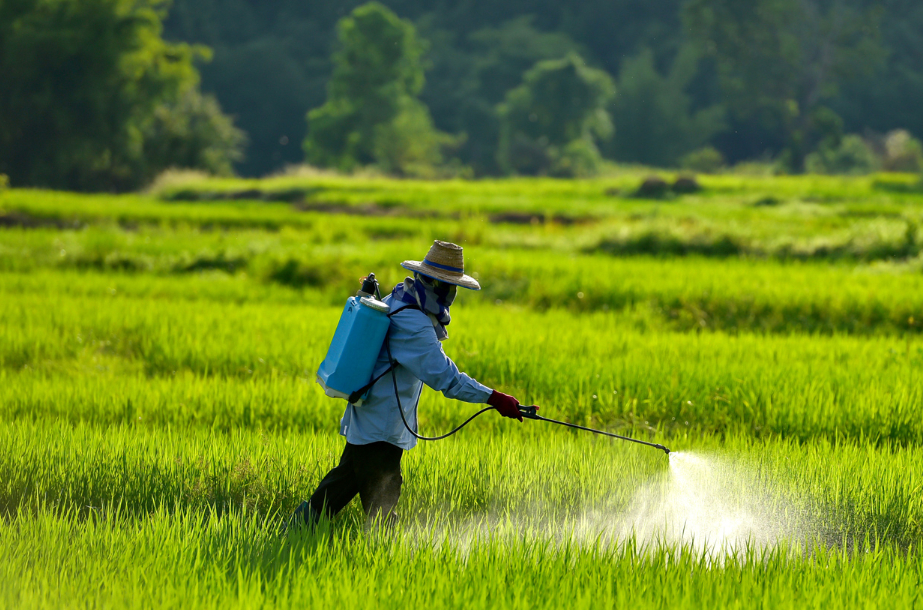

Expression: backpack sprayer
xmin=317 ymin=273 xmax=670 ymax=456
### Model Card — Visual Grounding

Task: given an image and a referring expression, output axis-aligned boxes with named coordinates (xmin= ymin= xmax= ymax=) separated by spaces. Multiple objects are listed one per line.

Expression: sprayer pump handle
xmin=518 ymin=405 xmax=540 ymax=420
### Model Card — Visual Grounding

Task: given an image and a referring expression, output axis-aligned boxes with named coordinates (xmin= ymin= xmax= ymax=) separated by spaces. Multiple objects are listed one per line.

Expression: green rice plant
xmin=1 ymin=422 xmax=921 ymax=609
xmin=2 ymin=422 xmax=921 ymax=543
xmin=3 ymin=175 xmax=923 ymax=608
xmin=3 ymin=505 xmax=921 ymax=610
xmin=4 ymin=174 xmax=923 ymax=263
xmin=1 ymin=280 xmax=920 ymax=442
xmin=3 ymin=222 xmax=923 ymax=334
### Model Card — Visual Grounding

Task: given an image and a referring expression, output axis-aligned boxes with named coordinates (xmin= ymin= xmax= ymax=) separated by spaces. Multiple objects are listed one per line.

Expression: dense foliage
xmin=497 ymin=54 xmax=614 ymax=177
xmin=303 ymin=3 xmax=450 ymax=177
xmin=162 ymin=0 xmax=923 ymax=177
xmin=0 ymin=0 xmax=242 ymax=191
xmin=608 ymin=48 xmax=725 ymax=167
xmin=684 ymin=0 xmax=884 ymax=172
xmin=1 ymin=0 xmax=920 ymax=184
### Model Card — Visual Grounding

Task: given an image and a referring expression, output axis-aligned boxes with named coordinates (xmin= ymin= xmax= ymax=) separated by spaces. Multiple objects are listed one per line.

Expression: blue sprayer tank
xmin=316 ymin=295 xmax=391 ymax=402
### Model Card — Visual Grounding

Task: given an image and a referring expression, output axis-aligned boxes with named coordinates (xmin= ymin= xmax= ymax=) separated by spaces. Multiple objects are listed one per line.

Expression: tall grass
xmin=4 ymin=177 xmax=923 ymax=262
xmin=3 ymin=222 xmax=923 ymax=334
xmin=1 ymin=422 xmax=921 ymax=609
xmin=2 ymin=179 xmax=922 ymax=607
xmin=1 ymin=281 xmax=920 ymax=441
xmin=3 ymin=508 xmax=920 ymax=609
xmin=2 ymin=422 xmax=921 ymax=543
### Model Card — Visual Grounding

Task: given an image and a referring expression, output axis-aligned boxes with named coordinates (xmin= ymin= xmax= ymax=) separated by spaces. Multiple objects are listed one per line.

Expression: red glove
xmin=488 ymin=390 xmax=522 ymax=422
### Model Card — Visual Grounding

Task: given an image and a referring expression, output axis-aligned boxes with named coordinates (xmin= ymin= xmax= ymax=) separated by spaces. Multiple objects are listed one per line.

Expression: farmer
xmin=291 ymin=240 xmax=525 ymax=527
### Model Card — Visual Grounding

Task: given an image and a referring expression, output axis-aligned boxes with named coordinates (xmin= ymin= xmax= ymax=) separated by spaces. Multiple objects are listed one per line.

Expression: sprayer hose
xmin=385 ymin=337 xmax=497 ymax=441
xmin=384 ymin=336 xmax=670 ymax=454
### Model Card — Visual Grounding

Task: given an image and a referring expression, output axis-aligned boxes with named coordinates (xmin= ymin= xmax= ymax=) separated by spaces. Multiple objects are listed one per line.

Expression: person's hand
xmin=488 ymin=390 xmax=523 ymax=422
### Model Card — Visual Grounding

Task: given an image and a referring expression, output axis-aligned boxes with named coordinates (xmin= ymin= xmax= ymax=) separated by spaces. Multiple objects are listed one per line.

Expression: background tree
xmin=0 ymin=0 xmax=241 ymax=191
xmin=2 ymin=0 xmax=919 ymax=182
xmin=426 ymin=17 xmax=583 ymax=175
xmin=161 ymin=0 xmax=923 ymax=175
xmin=497 ymin=54 xmax=614 ymax=177
xmin=142 ymin=88 xmax=245 ymax=180
xmin=607 ymin=47 xmax=725 ymax=167
xmin=834 ymin=0 xmax=923 ymax=145
xmin=202 ymin=41 xmax=314 ymax=176
xmin=303 ymin=2 xmax=451 ymax=176
xmin=684 ymin=0 xmax=885 ymax=172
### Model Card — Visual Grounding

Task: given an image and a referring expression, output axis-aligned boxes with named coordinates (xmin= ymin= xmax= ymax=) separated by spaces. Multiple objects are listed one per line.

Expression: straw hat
xmin=401 ymin=240 xmax=481 ymax=290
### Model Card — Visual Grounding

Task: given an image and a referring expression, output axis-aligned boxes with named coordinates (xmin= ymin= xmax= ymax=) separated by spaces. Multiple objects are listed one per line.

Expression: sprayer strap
xmin=347 ymin=303 xmax=421 ymax=404
xmin=348 ymin=364 xmax=399 ymax=404
xmin=387 ymin=303 xmax=420 ymax=318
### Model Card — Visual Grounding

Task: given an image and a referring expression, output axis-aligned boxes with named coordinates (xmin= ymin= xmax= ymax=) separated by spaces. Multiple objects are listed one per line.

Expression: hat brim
xmin=401 ymin=261 xmax=481 ymax=290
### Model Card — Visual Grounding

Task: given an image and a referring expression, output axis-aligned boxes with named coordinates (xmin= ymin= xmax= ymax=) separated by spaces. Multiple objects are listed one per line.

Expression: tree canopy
xmin=497 ymin=54 xmax=614 ymax=176
xmin=303 ymin=2 xmax=450 ymax=176
xmin=608 ymin=47 xmax=725 ymax=167
xmin=684 ymin=0 xmax=884 ymax=170
xmin=2 ymin=0 xmax=921 ymax=184
xmin=157 ymin=0 xmax=923 ymax=176
xmin=0 ymin=0 xmax=242 ymax=190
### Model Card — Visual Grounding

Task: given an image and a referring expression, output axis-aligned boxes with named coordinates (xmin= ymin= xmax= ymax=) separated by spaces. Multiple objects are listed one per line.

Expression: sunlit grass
xmin=1 ymin=278 xmax=920 ymax=441
xmin=1 ymin=423 xmax=921 ymax=609
xmin=2 ymin=177 xmax=922 ymax=607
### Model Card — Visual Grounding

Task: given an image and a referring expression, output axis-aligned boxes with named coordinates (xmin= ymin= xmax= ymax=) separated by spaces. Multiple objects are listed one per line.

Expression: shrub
xmin=142 ymin=88 xmax=245 ymax=181
xmin=672 ymin=176 xmax=702 ymax=194
xmin=497 ymin=53 xmax=614 ymax=176
xmin=144 ymin=169 xmax=211 ymax=196
xmin=550 ymin=140 xmax=604 ymax=178
xmin=882 ymin=130 xmax=923 ymax=173
xmin=681 ymin=147 xmax=726 ymax=173
xmin=730 ymin=161 xmax=777 ymax=176
xmin=805 ymin=135 xmax=880 ymax=175
xmin=633 ymin=176 xmax=672 ymax=199
xmin=371 ymin=100 xmax=461 ymax=178
xmin=303 ymin=2 xmax=451 ymax=177
xmin=607 ymin=48 xmax=725 ymax=167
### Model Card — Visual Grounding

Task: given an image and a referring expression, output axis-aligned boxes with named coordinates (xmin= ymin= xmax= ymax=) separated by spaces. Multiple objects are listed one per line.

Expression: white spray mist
xmin=617 ymin=451 xmax=808 ymax=559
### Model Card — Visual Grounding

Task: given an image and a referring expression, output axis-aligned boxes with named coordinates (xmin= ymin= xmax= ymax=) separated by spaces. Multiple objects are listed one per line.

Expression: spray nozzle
xmin=359 ymin=273 xmax=381 ymax=299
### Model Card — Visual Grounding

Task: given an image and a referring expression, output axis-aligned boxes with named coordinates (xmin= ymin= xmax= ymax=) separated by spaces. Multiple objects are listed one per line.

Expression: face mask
xmin=432 ymin=280 xmax=457 ymax=307
xmin=417 ymin=274 xmax=456 ymax=307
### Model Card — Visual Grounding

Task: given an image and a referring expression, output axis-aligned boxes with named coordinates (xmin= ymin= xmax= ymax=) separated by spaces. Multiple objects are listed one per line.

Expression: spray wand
xmin=387 ymin=334 xmax=670 ymax=456
xmin=518 ymin=406 xmax=670 ymax=455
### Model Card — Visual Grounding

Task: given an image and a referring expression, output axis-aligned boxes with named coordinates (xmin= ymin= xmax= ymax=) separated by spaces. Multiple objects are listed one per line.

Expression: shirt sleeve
xmin=389 ymin=312 xmax=493 ymax=404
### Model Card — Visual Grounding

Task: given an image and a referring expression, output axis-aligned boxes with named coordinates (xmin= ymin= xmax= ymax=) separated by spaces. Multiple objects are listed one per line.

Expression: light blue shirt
xmin=339 ymin=295 xmax=493 ymax=450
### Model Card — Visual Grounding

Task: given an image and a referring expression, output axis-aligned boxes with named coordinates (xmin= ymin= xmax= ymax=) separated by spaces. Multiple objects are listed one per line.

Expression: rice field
xmin=1 ymin=175 xmax=922 ymax=608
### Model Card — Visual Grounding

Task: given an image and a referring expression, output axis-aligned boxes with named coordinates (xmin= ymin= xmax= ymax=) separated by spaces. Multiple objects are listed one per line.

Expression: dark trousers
xmin=308 ymin=441 xmax=404 ymax=523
